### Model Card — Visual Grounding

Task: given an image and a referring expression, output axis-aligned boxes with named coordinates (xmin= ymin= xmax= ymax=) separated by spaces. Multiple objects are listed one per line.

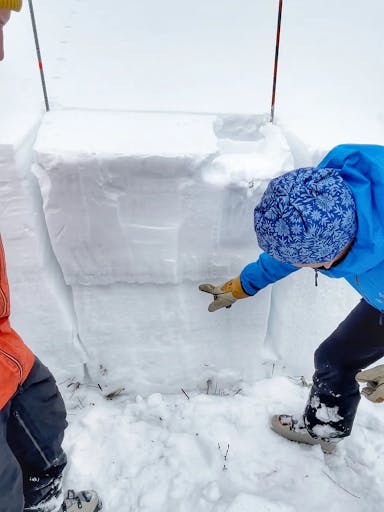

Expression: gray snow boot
xmin=270 ymin=414 xmax=339 ymax=454
xmin=59 ymin=490 xmax=102 ymax=512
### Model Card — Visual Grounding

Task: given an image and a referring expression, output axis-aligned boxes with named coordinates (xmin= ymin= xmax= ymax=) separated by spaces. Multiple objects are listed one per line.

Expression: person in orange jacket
xmin=0 ymin=2 xmax=101 ymax=511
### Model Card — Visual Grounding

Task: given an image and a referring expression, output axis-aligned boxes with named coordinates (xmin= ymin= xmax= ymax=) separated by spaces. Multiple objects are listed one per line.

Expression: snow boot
xmin=59 ymin=490 xmax=102 ymax=512
xmin=270 ymin=414 xmax=339 ymax=454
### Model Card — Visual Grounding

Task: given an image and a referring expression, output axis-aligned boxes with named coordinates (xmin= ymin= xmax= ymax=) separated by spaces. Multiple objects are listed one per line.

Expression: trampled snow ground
xmin=2 ymin=1 xmax=384 ymax=511
xmin=62 ymin=376 xmax=384 ymax=512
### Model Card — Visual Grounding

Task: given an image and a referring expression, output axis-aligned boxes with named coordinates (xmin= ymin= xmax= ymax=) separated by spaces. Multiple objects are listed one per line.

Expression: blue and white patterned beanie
xmin=254 ymin=167 xmax=357 ymax=264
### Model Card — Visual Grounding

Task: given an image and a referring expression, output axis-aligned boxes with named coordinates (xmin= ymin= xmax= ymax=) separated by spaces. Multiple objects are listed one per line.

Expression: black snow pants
xmin=304 ymin=299 xmax=384 ymax=439
xmin=0 ymin=357 xmax=67 ymax=512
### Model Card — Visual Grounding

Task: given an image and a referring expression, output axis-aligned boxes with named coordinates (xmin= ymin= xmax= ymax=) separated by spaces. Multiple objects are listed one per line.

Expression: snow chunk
xmin=202 ymin=481 xmax=221 ymax=502
xmin=310 ymin=396 xmax=343 ymax=424
xmin=204 ymin=124 xmax=294 ymax=187
xmin=311 ymin=424 xmax=339 ymax=439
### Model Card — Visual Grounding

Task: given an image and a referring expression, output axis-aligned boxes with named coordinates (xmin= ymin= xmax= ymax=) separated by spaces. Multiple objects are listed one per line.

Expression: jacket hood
xmin=317 ymin=144 xmax=384 ymax=277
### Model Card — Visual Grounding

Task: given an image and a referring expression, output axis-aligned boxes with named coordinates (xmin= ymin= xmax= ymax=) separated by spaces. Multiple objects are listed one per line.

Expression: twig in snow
xmin=67 ymin=381 xmax=81 ymax=399
xmin=218 ymin=442 xmax=230 ymax=470
xmin=206 ymin=379 xmax=212 ymax=395
xmin=58 ymin=377 xmax=72 ymax=386
xmin=67 ymin=380 xmax=81 ymax=390
xmin=322 ymin=471 xmax=360 ymax=499
xmin=99 ymin=364 xmax=108 ymax=376
xmin=224 ymin=443 xmax=230 ymax=461
xmin=181 ymin=388 xmax=190 ymax=400
xmin=104 ymin=387 xmax=125 ymax=400
xmin=288 ymin=375 xmax=312 ymax=388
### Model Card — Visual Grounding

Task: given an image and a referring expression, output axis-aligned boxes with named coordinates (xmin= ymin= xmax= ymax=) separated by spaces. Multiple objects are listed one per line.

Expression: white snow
xmin=62 ymin=377 xmax=384 ymax=512
xmin=312 ymin=400 xmax=344 ymax=424
xmin=1 ymin=0 xmax=384 ymax=511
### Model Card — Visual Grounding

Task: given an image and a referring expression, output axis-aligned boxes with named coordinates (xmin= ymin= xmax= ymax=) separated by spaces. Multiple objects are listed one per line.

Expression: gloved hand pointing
xmin=356 ymin=365 xmax=384 ymax=403
xmin=199 ymin=276 xmax=250 ymax=312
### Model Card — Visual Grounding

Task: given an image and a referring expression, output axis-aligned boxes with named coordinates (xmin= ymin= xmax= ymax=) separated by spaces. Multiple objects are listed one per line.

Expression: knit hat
xmin=254 ymin=167 xmax=357 ymax=264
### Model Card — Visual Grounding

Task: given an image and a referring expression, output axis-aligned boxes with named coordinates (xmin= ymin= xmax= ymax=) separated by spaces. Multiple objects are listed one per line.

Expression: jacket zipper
xmin=13 ymin=410 xmax=51 ymax=467
xmin=0 ymin=347 xmax=23 ymax=382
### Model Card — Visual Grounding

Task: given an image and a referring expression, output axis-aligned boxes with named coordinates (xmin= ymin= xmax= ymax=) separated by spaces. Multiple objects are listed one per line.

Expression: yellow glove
xmin=199 ymin=276 xmax=249 ymax=312
xmin=356 ymin=365 xmax=384 ymax=403
xmin=0 ymin=1 xmax=22 ymax=11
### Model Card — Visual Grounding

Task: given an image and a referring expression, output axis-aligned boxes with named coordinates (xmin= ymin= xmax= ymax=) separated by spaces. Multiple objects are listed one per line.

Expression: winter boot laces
xmin=60 ymin=490 xmax=102 ymax=512
xmin=270 ymin=414 xmax=339 ymax=454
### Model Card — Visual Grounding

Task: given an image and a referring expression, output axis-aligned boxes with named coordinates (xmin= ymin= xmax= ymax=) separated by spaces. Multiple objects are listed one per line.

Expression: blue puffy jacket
xmin=240 ymin=144 xmax=384 ymax=313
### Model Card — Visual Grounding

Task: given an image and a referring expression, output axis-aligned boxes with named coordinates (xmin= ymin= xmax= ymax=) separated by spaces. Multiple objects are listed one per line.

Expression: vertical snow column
xmin=33 ymin=110 xmax=274 ymax=394
xmin=0 ymin=133 xmax=80 ymax=382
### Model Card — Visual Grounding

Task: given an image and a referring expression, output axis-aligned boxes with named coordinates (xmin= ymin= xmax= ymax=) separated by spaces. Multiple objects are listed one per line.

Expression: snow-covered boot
xmin=270 ymin=414 xmax=339 ymax=454
xmin=59 ymin=490 xmax=102 ymax=511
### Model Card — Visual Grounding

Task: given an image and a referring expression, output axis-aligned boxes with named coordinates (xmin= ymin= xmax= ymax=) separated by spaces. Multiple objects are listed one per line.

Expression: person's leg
xmin=6 ymin=357 xmax=68 ymax=510
xmin=304 ymin=299 xmax=384 ymax=439
xmin=0 ymin=402 xmax=24 ymax=512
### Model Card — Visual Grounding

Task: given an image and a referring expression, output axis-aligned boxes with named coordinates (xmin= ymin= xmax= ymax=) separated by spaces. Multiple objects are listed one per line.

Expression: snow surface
xmin=1 ymin=1 xmax=384 ymax=510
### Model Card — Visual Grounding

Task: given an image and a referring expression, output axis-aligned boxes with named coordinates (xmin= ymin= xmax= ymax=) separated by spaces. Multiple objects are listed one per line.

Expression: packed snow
xmin=1 ymin=0 xmax=384 ymax=511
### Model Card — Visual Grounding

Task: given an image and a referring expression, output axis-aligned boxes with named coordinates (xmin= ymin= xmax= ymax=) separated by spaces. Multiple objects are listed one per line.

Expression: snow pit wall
xmin=4 ymin=110 xmax=360 ymax=395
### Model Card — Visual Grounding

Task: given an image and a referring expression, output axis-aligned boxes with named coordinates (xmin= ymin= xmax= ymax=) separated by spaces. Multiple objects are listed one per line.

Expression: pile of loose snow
xmin=62 ymin=376 xmax=384 ymax=512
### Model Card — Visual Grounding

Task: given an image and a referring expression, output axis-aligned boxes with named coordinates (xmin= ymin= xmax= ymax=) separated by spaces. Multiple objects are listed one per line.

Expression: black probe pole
xmin=270 ymin=0 xmax=283 ymax=123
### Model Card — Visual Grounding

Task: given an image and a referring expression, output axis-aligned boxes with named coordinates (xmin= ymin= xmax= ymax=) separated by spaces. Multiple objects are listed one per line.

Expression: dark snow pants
xmin=304 ymin=299 xmax=384 ymax=439
xmin=0 ymin=357 xmax=67 ymax=512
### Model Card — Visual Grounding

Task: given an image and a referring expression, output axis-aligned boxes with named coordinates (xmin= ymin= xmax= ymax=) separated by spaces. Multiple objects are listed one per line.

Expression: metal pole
xmin=270 ymin=0 xmax=283 ymax=123
xmin=28 ymin=0 xmax=50 ymax=111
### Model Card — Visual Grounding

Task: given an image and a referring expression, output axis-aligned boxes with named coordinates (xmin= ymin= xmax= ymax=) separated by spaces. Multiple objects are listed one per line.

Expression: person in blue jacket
xmin=200 ymin=144 xmax=384 ymax=453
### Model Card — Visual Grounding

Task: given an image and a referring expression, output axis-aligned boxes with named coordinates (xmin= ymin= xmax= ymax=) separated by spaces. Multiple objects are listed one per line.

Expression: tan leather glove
xmin=356 ymin=365 xmax=384 ymax=403
xmin=199 ymin=276 xmax=250 ymax=312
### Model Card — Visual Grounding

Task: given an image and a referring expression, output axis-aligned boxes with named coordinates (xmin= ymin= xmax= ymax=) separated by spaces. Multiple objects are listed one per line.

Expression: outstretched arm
xmin=199 ymin=252 xmax=298 ymax=312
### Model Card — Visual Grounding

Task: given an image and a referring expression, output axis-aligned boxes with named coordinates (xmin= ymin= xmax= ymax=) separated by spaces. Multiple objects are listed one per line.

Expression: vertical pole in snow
xmin=28 ymin=0 xmax=50 ymax=112
xmin=270 ymin=0 xmax=283 ymax=123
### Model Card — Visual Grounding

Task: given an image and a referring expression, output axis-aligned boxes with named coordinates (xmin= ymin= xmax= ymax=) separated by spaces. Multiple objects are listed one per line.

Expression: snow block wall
xmin=28 ymin=110 xmax=361 ymax=395
xmin=0 ymin=134 xmax=80 ymax=382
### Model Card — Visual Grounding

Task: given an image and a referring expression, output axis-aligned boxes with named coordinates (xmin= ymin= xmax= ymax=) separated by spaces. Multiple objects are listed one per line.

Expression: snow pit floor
xmin=61 ymin=376 xmax=384 ymax=512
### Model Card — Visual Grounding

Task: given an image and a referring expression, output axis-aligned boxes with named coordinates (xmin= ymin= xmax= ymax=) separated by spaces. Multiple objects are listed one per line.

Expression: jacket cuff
xmin=231 ymin=275 xmax=251 ymax=299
